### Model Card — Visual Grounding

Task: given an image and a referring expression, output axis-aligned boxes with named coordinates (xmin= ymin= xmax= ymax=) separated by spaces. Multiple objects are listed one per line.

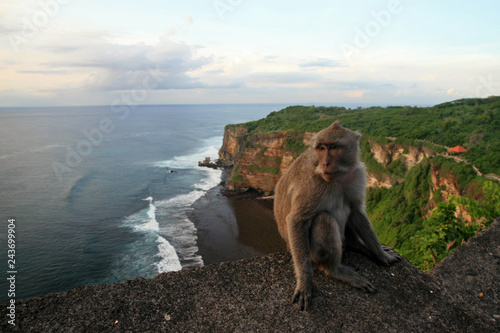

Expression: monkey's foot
xmin=386 ymin=252 xmax=401 ymax=264
xmin=381 ymin=245 xmax=392 ymax=252
xmin=292 ymin=284 xmax=313 ymax=311
xmin=381 ymin=249 xmax=402 ymax=266
xmin=331 ymin=265 xmax=377 ymax=293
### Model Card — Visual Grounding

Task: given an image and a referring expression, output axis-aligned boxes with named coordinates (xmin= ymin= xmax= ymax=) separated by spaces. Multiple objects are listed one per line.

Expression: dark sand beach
xmin=188 ymin=178 xmax=286 ymax=265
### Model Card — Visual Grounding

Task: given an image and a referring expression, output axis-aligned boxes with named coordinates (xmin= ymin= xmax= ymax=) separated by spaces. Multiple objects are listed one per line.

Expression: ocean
xmin=0 ymin=104 xmax=288 ymax=301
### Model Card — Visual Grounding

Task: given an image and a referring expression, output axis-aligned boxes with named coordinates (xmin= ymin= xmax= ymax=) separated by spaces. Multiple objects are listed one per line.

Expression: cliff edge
xmin=2 ymin=220 xmax=498 ymax=332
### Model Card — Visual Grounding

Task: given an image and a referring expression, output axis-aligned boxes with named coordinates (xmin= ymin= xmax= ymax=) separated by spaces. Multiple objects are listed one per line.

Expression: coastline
xmin=188 ymin=168 xmax=286 ymax=265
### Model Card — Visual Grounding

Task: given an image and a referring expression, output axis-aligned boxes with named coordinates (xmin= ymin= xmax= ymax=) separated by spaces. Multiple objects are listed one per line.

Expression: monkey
xmin=273 ymin=121 xmax=400 ymax=311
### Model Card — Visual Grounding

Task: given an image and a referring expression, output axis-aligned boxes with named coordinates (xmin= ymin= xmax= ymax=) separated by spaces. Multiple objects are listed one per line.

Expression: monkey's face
xmin=315 ymin=143 xmax=349 ymax=181
xmin=312 ymin=121 xmax=360 ymax=182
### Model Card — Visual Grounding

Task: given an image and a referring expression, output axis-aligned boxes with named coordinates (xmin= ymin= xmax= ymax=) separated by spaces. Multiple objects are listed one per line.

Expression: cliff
xmin=2 ymin=220 xmax=498 ymax=332
xmin=219 ymin=125 xmax=315 ymax=195
xmin=218 ymin=126 xmax=461 ymax=197
xmin=369 ymin=140 xmax=436 ymax=169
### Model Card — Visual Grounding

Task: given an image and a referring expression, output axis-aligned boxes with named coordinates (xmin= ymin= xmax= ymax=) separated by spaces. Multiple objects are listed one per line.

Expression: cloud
xmin=328 ymin=81 xmax=396 ymax=91
xmin=421 ymin=74 xmax=437 ymax=82
xmin=299 ymin=58 xmax=340 ymax=68
xmin=249 ymin=72 xmax=322 ymax=85
xmin=34 ymin=33 xmax=213 ymax=93
xmin=18 ymin=69 xmax=69 ymax=75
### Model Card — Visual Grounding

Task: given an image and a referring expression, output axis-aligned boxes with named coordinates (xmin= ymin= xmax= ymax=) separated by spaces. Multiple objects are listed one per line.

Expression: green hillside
xmin=234 ymin=96 xmax=500 ymax=175
xmin=229 ymin=96 xmax=500 ymax=270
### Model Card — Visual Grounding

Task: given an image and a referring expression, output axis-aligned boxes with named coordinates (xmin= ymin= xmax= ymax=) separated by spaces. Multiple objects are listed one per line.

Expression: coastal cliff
xmin=218 ymin=125 xmax=315 ymax=195
xmin=2 ymin=219 xmax=498 ymax=332
xmin=217 ymin=126 xmax=460 ymax=197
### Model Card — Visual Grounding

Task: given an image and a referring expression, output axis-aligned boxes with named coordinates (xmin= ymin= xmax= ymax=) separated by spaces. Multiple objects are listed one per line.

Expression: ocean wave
xmin=156 ymin=190 xmax=205 ymax=209
xmin=194 ymin=168 xmax=223 ymax=191
xmin=121 ymin=198 xmax=182 ymax=274
xmin=154 ymin=136 xmax=222 ymax=169
xmin=155 ymin=237 xmax=183 ymax=273
xmin=130 ymin=200 xmax=159 ymax=233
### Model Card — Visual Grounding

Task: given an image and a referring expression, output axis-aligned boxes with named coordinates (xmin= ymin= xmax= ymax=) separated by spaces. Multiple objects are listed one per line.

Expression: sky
xmin=0 ymin=0 xmax=499 ymax=107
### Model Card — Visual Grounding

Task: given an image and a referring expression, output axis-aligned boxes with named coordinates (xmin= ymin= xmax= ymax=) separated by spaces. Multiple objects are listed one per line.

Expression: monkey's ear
xmin=330 ymin=120 xmax=341 ymax=128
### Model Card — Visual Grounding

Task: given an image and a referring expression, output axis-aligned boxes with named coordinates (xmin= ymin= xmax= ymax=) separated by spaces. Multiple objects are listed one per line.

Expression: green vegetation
xmin=367 ymin=153 xmax=500 ymax=270
xmin=411 ymin=180 xmax=499 ymax=270
xmin=229 ymin=96 xmax=500 ymax=271
xmin=247 ymin=164 xmax=280 ymax=175
xmin=284 ymin=134 xmax=308 ymax=154
xmin=233 ymin=96 xmax=500 ymax=174
xmin=231 ymin=171 xmax=244 ymax=183
xmin=360 ymin=140 xmax=385 ymax=175
xmin=365 ymin=154 xmax=498 ymax=271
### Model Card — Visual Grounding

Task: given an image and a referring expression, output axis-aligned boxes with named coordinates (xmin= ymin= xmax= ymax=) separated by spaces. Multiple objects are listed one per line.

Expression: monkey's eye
xmin=327 ymin=144 xmax=341 ymax=150
xmin=316 ymin=144 xmax=327 ymax=151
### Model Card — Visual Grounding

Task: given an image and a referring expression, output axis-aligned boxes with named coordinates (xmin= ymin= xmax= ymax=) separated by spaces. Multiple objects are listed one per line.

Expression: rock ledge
xmin=1 ymin=221 xmax=498 ymax=332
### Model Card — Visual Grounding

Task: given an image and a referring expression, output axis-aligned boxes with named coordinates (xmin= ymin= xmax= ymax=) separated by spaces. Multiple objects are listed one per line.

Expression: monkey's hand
xmin=292 ymin=284 xmax=313 ymax=311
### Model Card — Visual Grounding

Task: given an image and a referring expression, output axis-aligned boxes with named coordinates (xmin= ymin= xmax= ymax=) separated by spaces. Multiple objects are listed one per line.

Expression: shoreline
xmin=188 ymin=168 xmax=286 ymax=265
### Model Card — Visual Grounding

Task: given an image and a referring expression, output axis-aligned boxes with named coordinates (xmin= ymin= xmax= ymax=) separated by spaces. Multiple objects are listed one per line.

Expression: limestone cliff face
xmin=218 ymin=127 xmax=314 ymax=195
xmin=430 ymin=165 xmax=461 ymax=198
xmin=370 ymin=141 xmax=436 ymax=169
xmin=429 ymin=163 xmax=472 ymax=221
xmin=366 ymin=172 xmax=393 ymax=189
xmin=218 ymin=125 xmax=249 ymax=166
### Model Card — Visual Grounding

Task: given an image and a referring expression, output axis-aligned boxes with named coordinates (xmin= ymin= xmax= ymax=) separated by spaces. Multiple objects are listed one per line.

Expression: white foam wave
xmin=155 ymin=237 xmax=182 ymax=273
xmin=155 ymin=209 xmax=204 ymax=269
xmin=156 ymin=190 xmax=205 ymax=209
xmin=194 ymin=168 xmax=222 ymax=191
xmin=130 ymin=201 xmax=159 ymax=232
xmin=122 ymin=198 xmax=182 ymax=273
xmin=154 ymin=136 xmax=222 ymax=169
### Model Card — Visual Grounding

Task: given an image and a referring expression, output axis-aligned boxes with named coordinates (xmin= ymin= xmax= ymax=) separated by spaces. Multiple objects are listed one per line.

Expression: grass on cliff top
xmin=231 ymin=96 xmax=500 ymax=175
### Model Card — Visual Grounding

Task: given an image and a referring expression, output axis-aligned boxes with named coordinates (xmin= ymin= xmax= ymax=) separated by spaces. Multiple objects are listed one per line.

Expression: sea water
xmin=0 ymin=104 xmax=287 ymax=301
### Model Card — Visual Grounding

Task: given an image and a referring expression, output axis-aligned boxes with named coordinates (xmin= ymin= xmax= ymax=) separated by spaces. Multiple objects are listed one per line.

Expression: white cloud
xmin=15 ymin=31 xmax=215 ymax=94
xmin=299 ymin=58 xmax=340 ymax=69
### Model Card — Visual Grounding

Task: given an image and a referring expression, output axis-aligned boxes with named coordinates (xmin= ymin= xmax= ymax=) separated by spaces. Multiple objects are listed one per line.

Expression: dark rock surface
xmin=430 ymin=219 xmax=500 ymax=331
xmin=2 ymin=221 xmax=498 ymax=332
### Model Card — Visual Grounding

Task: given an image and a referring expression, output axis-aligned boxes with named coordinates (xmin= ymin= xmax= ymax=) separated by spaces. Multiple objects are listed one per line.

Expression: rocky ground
xmin=2 ymin=220 xmax=498 ymax=332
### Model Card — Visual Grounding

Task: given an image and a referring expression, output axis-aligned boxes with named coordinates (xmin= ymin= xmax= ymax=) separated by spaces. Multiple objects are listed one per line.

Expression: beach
xmin=188 ymin=170 xmax=287 ymax=265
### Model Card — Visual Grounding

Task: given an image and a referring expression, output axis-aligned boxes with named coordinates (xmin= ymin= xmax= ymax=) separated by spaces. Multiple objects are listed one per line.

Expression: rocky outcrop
xmin=370 ymin=140 xmax=437 ymax=169
xmin=2 ymin=220 xmax=498 ymax=332
xmin=366 ymin=172 xmax=393 ymax=189
xmin=430 ymin=164 xmax=462 ymax=198
xmin=198 ymin=157 xmax=219 ymax=169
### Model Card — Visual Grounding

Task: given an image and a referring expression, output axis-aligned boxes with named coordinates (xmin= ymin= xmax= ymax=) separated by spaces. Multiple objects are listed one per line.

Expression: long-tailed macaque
xmin=274 ymin=121 xmax=400 ymax=311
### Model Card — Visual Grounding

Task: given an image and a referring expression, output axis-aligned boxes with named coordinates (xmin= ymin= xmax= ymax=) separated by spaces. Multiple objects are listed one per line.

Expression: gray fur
xmin=274 ymin=121 xmax=400 ymax=311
